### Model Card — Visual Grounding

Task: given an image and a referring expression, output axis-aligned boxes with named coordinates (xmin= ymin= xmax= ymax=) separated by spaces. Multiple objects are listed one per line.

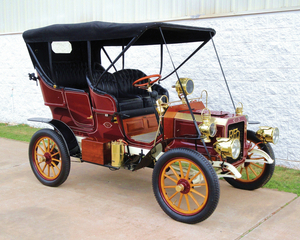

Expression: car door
xmin=64 ymin=89 xmax=94 ymax=127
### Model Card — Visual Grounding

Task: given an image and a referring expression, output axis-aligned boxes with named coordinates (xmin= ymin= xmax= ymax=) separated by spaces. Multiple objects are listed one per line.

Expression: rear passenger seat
xmin=52 ymin=62 xmax=89 ymax=90
xmin=42 ymin=61 xmax=169 ymax=117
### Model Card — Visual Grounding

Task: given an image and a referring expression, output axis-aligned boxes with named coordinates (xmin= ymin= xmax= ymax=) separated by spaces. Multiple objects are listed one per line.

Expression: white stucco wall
xmin=0 ymin=10 xmax=299 ymax=169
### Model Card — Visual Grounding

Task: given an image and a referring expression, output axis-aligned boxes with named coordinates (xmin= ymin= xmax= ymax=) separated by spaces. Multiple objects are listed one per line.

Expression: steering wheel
xmin=132 ymin=74 xmax=161 ymax=89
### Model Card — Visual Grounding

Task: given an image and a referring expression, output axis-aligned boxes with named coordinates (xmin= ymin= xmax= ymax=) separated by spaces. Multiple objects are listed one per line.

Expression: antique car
xmin=23 ymin=21 xmax=279 ymax=224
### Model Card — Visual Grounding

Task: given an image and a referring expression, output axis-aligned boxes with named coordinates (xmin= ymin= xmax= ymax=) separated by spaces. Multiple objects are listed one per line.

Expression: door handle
xmin=87 ymin=115 xmax=93 ymax=120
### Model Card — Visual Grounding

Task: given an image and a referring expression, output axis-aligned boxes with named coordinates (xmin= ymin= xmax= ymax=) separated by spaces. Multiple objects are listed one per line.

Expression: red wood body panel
xmin=39 ymin=79 xmax=65 ymax=107
xmin=38 ymin=75 xmax=249 ymax=166
xmin=81 ymin=138 xmax=111 ymax=165
xmin=65 ymin=90 xmax=94 ymax=127
xmin=163 ymin=101 xmax=205 ymax=140
xmin=123 ymin=114 xmax=157 ymax=136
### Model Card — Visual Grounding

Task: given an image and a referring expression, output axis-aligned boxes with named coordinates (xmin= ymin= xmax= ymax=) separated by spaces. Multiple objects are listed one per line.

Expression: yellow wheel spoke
xmin=164 ymin=185 xmax=176 ymax=189
xmin=42 ymin=163 xmax=47 ymax=172
xmin=47 ymin=138 xmax=50 ymax=152
xmin=245 ymin=167 xmax=250 ymax=180
xmin=164 ymin=174 xmax=178 ymax=184
xmin=47 ymin=165 xmax=50 ymax=177
xmin=52 ymin=158 xmax=61 ymax=163
xmin=185 ymin=163 xmax=192 ymax=180
xmin=169 ymin=165 xmax=180 ymax=180
xmin=190 ymin=188 xmax=206 ymax=198
xmin=188 ymin=192 xmax=200 ymax=208
xmin=51 ymin=152 xmax=60 ymax=158
xmin=178 ymin=193 xmax=183 ymax=208
xmin=51 ymin=165 xmax=56 ymax=176
xmin=251 ymin=163 xmax=264 ymax=169
xmin=37 ymin=153 xmax=44 ymax=157
xmin=189 ymin=171 xmax=200 ymax=183
xmin=38 ymin=145 xmax=45 ymax=154
xmin=42 ymin=139 xmax=47 ymax=152
xmin=191 ymin=183 xmax=206 ymax=187
xmin=178 ymin=161 xmax=184 ymax=178
xmin=50 ymin=142 xmax=56 ymax=152
xmin=38 ymin=159 xmax=45 ymax=164
xmin=184 ymin=194 xmax=191 ymax=211
xmin=249 ymin=165 xmax=258 ymax=177
xmin=54 ymin=163 xmax=60 ymax=172
xmin=168 ymin=191 xmax=179 ymax=201
xmin=240 ymin=167 xmax=244 ymax=174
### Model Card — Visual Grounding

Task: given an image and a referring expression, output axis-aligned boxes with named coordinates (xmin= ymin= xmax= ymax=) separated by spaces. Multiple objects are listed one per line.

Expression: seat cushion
xmin=118 ymin=97 xmax=144 ymax=111
xmin=113 ymin=69 xmax=149 ymax=97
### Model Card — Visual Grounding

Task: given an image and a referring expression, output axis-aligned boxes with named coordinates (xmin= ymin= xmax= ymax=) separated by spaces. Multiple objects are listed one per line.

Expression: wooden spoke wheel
xmin=29 ymin=129 xmax=70 ymax=187
xmin=152 ymin=148 xmax=219 ymax=224
xmin=225 ymin=130 xmax=275 ymax=190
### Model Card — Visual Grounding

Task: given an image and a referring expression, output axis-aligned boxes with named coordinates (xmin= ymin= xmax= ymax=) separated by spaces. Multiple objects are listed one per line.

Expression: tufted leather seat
xmin=113 ymin=69 xmax=169 ymax=108
xmin=89 ymin=68 xmax=169 ymax=114
xmin=52 ymin=62 xmax=89 ymax=89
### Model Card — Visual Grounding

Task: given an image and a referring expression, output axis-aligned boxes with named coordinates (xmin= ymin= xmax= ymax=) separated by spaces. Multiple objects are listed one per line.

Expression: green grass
xmin=0 ymin=123 xmax=299 ymax=196
xmin=263 ymin=166 xmax=300 ymax=196
xmin=0 ymin=123 xmax=41 ymax=142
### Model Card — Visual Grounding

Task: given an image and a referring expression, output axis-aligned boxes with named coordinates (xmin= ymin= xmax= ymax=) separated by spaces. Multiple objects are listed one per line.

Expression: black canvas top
xmin=23 ymin=21 xmax=215 ymax=45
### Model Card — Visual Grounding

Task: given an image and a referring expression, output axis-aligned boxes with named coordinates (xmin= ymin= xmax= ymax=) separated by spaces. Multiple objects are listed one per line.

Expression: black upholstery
xmin=44 ymin=61 xmax=168 ymax=116
xmin=113 ymin=69 xmax=149 ymax=97
xmin=92 ymin=70 xmax=119 ymax=97
xmin=52 ymin=62 xmax=89 ymax=89
xmin=90 ymin=68 xmax=169 ymax=114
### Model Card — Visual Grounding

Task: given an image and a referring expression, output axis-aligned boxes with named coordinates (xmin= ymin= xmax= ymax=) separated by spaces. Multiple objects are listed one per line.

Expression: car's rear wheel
xmin=225 ymin=130 xmax=275 ymax=190
xmin=152 ymin=148 xmax=219 ymax=224
xmin=29 ymin=129 xmax=70 ymax=187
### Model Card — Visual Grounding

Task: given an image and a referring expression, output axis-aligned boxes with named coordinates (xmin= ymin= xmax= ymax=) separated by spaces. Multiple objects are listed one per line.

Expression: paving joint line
xmin=234 ymin=195 xmax=299 ymax=240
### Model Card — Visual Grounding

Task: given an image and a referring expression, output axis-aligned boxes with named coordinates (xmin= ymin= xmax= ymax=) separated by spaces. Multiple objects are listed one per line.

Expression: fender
xmin=28 ymin=118 xmax=81 ymax=157
xmin=133 ymin=139 xmax=173 ymax=171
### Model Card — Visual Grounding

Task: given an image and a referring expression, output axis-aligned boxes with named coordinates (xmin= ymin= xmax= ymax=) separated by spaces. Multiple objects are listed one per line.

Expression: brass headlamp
xmin=173 ymin=78 xmax=194 ymax=98
xmin=199 ymin=108 xmax=217 ymax=143
xmin=214 ymin=137 xmax=241 ymax=160
xmin=256 ymin=126 xmax=279 ymax=144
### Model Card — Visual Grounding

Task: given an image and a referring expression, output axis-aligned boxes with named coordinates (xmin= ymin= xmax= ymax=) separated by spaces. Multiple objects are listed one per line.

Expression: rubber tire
xmin=225 ymin=130 xmax=275 ymax=190
xmin=29 ymin=129 xmax=70 ymax=187
xmin=152 ymin=148 xmax=220 ymax=224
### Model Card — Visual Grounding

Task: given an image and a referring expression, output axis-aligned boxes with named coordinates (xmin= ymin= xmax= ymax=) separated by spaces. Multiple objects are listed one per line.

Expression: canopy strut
xmin=159 ymin=27 xmax=211 ymax=160
xmin=210 ymin=32 xmax=236 ymax=111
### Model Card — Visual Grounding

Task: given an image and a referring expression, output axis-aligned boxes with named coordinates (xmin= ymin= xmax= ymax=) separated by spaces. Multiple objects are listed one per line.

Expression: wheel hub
xmin=44 ymin=152 xmax=52 ymax=164
xmin=176 ymin=179 xmax=190 ymax=194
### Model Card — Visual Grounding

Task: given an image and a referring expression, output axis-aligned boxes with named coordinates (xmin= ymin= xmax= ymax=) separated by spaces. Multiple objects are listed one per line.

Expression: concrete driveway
xmin=0 ymin=138 xmax=299 ymax=240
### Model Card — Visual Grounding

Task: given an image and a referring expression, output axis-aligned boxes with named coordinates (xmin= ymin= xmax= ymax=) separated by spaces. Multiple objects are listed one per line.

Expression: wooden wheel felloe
xmin=159 ymin=158 xmax=209 ymax=215
xmin=225 ymin=130 xmax=275 ymax=190
xmin=33 ymin=136 xmax=62 ymax=180
xmin=29 ymin=129 xmax=70 ymax=187
xmin=236 ymin=160 xmax=266 ymax=183
xmin=152 ymin=148 xmax=220 ymax=224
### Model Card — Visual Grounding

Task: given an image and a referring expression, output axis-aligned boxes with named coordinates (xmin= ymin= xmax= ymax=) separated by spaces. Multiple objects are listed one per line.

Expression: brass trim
xmin=213 ymin=137 xmax=241 ymax=160
xmin=236 ymin=102 xmax=243 ymax=116
xmin=200 ymin=90 xmax=208 ymax=108
xmin=174 ymin=112 xmax=228 ymax=126
xmin=256 ymin=126 xmax=279 ymax=144
xmin=176 ymin=184 xmax=184 ymax=192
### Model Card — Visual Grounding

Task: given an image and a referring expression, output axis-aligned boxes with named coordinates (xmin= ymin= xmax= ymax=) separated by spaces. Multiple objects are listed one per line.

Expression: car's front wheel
xmin=225 ymin=130 xmax=275 ymax=190
xmin=152 ymin=148 xmax=220 ymax=224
